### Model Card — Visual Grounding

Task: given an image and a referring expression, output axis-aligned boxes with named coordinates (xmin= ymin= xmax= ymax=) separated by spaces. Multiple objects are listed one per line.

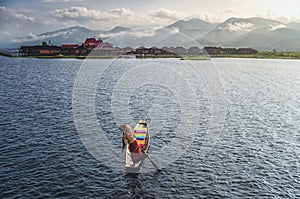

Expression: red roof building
xmin=82 ymin=38 xmax=113 ymax=49
xmin=82 ymin=38 xmax=102 ymax=48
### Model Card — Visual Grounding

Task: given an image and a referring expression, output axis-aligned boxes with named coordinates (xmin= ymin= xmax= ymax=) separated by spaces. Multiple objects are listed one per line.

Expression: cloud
xmin=0 ymin=6 xmax=36 ymax=42
xmin=269 ymin=24 xmax=286 ymax=30
xmin=0 ymin=6 xmax=61 ymax=43
xmin=49 ymin=6 xmax=243 ymax=30
xmin=150 ymin=9 xmax=187 ymax=20
xmin=50 ymin=6 xmax=185 ymax=29
xmin=99 ymin=27 xmax=160 ymax=39
xmin=10 ymin=28 xmax=74 ymax=43
xmin=3 ymin=31 xmax=11 ymax=37
xmin=218 ymin=22 xmax=255 ymax=31
xmin=41 ymin=0 xmax=83 ymax=2
xmin=51 ymin=6 xmax=134 ymax=21
xmin=148 ymin=8 xmax=239 ymax=24
xmin=255 ymin=9 xmax=300 ymax=23
xmin=289 ymin=16 xmax=300 ymax=23
xmin=0 ymin=6 xmax=35 ymax=23
xmin=224 ymin=9 xmax=237 ymax=14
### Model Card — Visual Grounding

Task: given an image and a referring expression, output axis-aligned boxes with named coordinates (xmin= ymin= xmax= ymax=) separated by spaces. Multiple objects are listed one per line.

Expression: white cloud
xmin=49 ymin=6 xmax=144 ymax=30
xmin=0 ymin=6 xmax=62 ymax=43
xmin=224 ymin=9 xmax=237 ymax=14
xmin=269 ymin=24 xmax=286 ymax=30
xmin=289 ymin=16 xmax=300 ymax=23
xmin=49 ymin=6 xmax=240 ymax=30
xmin=41 ymin=0 xmax=83 ymax=2
xmin=148 ymin=8 xmax=238 ymax=25
xmin=170 ymin=27 xmax=180 ymax=33
xmin=51 ymin=6 xmax=134 ymax=21
xmin=47 ymin=6 xmax=244 ymax=30
xmin=218 ymin=22 xmax=255 ymax=32
xmin=227 ymin=0 xmax=239 ymax=3
xmin=150 ymin=8 xmax=187 ymax=20
xmin=99 ymin=27 xmax=160 ymax=39
xmin=0 ymin=6 xmax=37 ymax=42
xmin=28 ymin=32 xmax=38 ymax=39
xmin=255 ymin=9 xmax=300 ymax=23
xmin=3 ymin=31 xmax=11 ymax=36
xmin=127 ymin=28 xmax=159 ymax=38
xmin=0 ymin=6 xmax=35 ymax=23
xmin=10 ymin=30 xmax=71 ymax=43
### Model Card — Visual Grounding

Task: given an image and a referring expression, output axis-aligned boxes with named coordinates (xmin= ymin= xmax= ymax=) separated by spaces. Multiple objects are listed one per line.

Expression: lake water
xmin=0 ymin=56 xmax=299 ymax=198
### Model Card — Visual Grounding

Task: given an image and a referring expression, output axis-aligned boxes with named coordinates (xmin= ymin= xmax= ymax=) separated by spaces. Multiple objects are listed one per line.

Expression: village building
xmin=187 ymin=46 xmax=202 ymax=55
xmin=122 ymin=47 xmax=134 ymax=53
xmin=204 ymin=47 xmax=258 ymax=55
xmin=237 ymin=48 xmax=258 ymax=54
xmin=162 ymin=47 xmax=176 ymax=54
xmin=88 ymin=45 xmax=121 ymax=56
xmin=61 ymin=44 xmax=79 ymax=55
xmin=19 ymin=45 xmax=61 ymax=56
xmin=148 ymin=46 xmax=162 ymax=54
xmin=19 ymin=37 xmax=116 ymax=57
xmin=174 ymin=47 xmax=187 ymax=55
xmin=75 ymin=46 xmax=87 ymax=55
xmin=18 ymin=38 xmax=258 ymax=57
xmin=136 ymin=46 xmax=149 ymax=54
xmin=82 ymin=38 xmax=102 ymax=49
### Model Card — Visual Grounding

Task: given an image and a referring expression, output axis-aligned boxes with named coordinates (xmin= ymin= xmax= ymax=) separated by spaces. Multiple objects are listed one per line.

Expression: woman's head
xmin=119 ymin=124 xmax=133 ymax=134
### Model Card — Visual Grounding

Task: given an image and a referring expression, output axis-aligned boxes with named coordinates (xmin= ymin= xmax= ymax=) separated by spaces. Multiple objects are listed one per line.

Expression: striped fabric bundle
xmin=134 ymin=127 xmax=147 ymax=147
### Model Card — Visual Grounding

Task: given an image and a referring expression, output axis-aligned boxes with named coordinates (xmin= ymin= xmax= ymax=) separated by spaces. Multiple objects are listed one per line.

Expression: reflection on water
xmin=124 ymin=174 xmax=145 ymax=197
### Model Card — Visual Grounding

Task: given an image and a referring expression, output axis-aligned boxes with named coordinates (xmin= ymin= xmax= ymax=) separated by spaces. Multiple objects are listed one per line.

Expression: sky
xmin=1 ymin=0 xmax=300 ymax=43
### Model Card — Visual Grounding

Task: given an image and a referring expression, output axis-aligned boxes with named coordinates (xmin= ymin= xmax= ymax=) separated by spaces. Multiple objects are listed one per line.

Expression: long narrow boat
xmin=125 ymin=120 xmax=150 ymax=173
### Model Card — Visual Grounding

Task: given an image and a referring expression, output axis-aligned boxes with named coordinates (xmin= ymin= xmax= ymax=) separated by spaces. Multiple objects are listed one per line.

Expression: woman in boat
xmin=119 ymin=124 xmax=143 ymax=154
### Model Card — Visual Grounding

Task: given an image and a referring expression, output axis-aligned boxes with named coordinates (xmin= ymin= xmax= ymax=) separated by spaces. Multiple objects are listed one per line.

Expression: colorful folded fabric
xmin=134 ymin=127 xmax=147 ymax=147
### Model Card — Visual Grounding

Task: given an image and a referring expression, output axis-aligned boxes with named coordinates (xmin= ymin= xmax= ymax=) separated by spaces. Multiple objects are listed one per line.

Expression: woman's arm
xmin=122 ymin=132 xmax=126 ymax=151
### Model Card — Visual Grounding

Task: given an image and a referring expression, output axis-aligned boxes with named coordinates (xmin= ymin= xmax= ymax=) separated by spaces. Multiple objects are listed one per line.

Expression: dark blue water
xmin=0 ymin=56 xmax=299 ymax=198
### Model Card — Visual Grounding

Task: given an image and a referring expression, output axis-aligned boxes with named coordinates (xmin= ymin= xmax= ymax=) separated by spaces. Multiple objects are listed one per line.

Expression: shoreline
xmin=1 ymin=52 xmax=300 ymax=60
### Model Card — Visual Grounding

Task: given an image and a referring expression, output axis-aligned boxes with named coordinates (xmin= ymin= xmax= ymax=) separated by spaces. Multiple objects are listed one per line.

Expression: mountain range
xmin=2 ymin=17 xmax=300 ymax=51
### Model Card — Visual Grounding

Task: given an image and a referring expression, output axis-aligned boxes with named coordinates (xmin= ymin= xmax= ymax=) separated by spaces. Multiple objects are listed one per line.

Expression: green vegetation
xmin=136 ymin=54 xmax=180 ymax=58
xmin=208 ymin=52 xmax=300 ymax=59
xmin=210 ymin=54 xmax=259 ymax=58
xmin=180 ymin=56 xmax=210 ymax=60
xmin=256 ymin=51 xmax=300 ymax=59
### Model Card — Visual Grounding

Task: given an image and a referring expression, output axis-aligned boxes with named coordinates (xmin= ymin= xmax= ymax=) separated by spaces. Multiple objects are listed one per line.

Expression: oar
xmin=142 ymin=151 xmax=160 ymax=171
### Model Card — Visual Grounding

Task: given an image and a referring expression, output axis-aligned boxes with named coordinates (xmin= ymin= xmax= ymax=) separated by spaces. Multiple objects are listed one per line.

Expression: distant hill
xmin=2 ymin=25 xmax=130 ymax=48
xmin=286 ymin=22 xmax=300 ymax=31
xmin=164 ymin=18 xmax=216 ymax=38
xmin=200 ymin=17 xmax=285 ymax=45
xmin=2 ymin=17 xmax=300 ymax=50
xmin=105 ymin=19 xmax=216 ymax=48
xmin=109 ymin=26 xmax=130 ymax=33
xmin=230 ymin=27 xmax=300 ymax=50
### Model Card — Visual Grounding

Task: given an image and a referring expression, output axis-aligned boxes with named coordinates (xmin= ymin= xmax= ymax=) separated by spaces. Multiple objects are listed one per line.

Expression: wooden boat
xmin=125 ymin=119 xmax=150 ymax=173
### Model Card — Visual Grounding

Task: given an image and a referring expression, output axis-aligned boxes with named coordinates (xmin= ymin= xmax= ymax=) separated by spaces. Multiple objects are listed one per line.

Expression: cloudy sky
xmin=1 ymin=0 xmax=300 ymax=43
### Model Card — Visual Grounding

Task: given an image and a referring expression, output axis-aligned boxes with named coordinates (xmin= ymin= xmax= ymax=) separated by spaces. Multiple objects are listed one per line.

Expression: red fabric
xmin=129 ymin=140 xmax=142 ymax=153
xmin=129 ymin=140 xmax=144 ymax=163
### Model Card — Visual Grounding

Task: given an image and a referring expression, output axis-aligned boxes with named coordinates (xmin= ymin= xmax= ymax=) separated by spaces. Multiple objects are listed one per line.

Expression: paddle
xmin=142 ymin=150 xmax=160 ymax=172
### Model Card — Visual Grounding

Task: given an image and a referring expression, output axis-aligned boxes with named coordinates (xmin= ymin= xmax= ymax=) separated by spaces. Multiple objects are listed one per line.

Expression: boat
xmin=125 ymin=119 xmax=150 ymax=173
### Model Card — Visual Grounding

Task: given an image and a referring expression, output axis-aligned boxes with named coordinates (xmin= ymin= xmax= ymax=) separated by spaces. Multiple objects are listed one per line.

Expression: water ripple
xmin=0 ymin=57 xmax=299 ymax=198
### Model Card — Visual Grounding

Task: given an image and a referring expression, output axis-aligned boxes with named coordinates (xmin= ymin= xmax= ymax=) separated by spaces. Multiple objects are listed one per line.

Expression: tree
xmin=42 ymin=41 xmax=48 ymax=47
